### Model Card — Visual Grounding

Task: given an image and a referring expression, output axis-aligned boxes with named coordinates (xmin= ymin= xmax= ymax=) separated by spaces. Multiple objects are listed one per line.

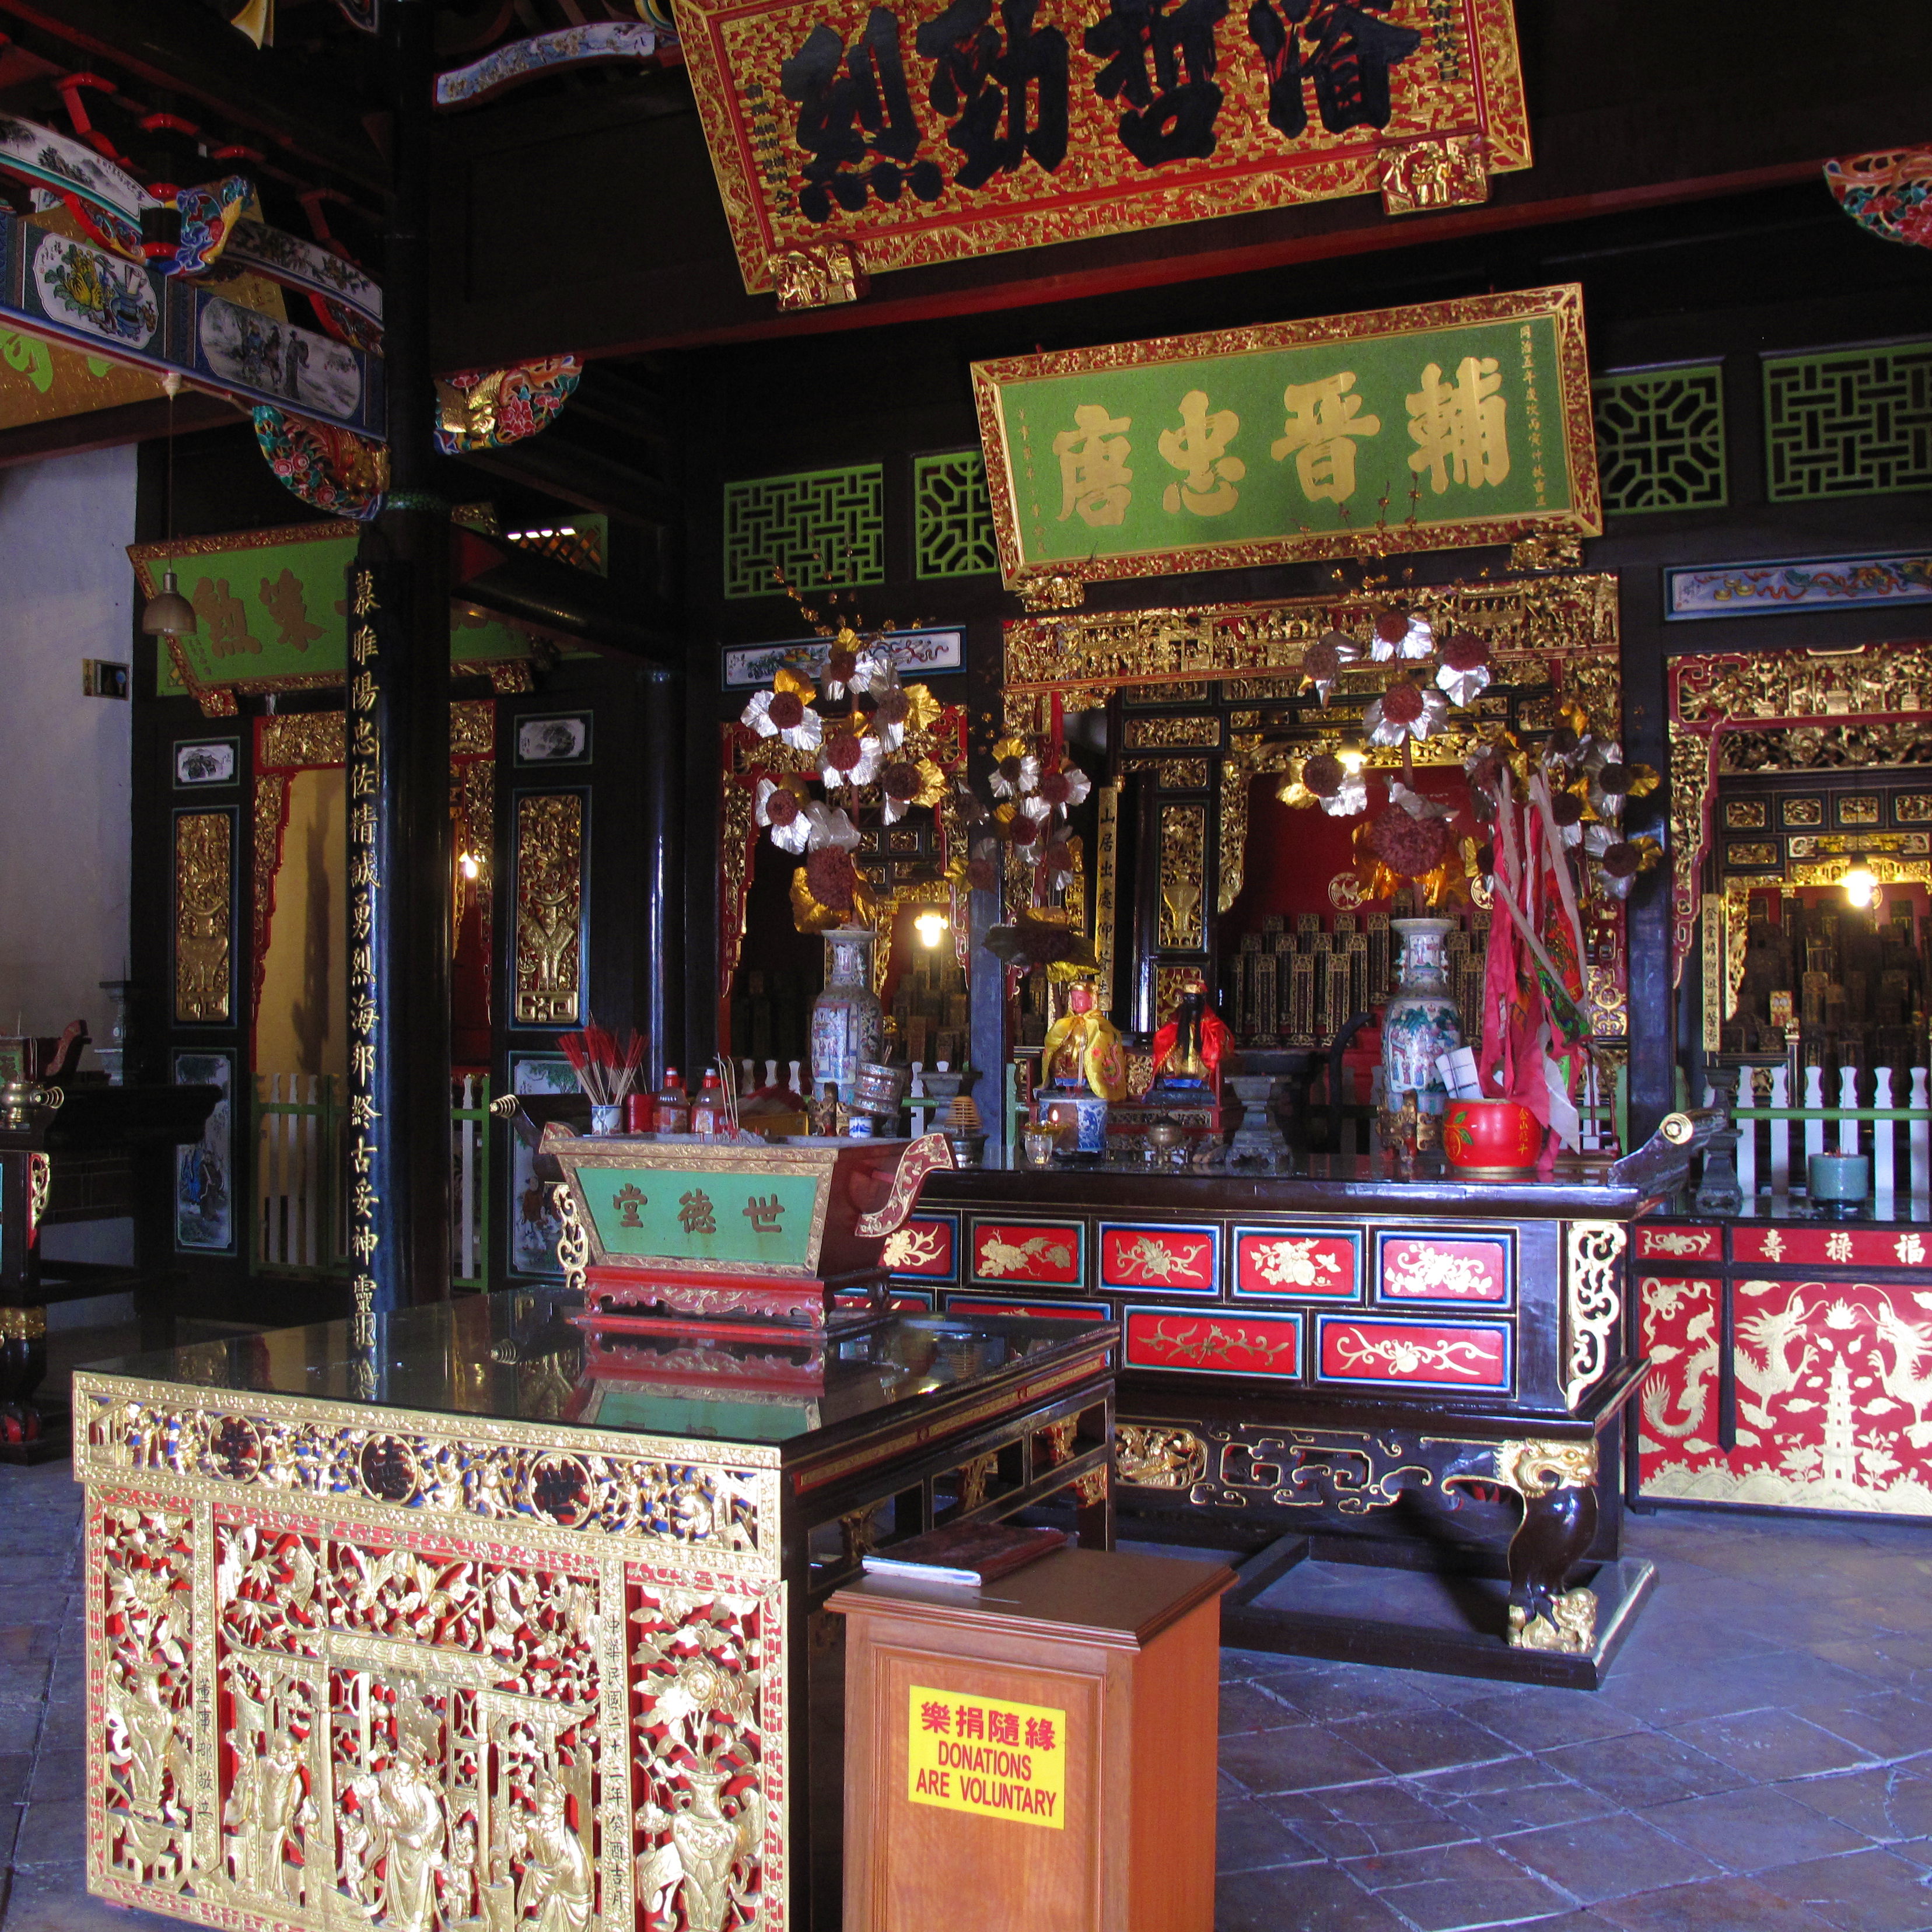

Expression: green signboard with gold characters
xmin=576 ymin=1160 xmax=824 ymax=1272
xmin=971 ymin=284 xmax=1598 ymax=601
xmin=130 ymin=520 xmax=541 ymax=712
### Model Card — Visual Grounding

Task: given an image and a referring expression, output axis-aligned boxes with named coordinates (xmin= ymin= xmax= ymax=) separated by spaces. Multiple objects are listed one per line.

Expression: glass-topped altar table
xmin=74 ymin=1289 xmax=1117 ymax=1932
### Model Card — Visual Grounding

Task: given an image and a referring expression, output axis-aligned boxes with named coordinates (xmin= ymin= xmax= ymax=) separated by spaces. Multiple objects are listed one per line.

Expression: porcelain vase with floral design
xmin=810 ymin=928 xmax=883 ymax=1105
xmin=1382 ymin=917 xmax=1462 ymax=1115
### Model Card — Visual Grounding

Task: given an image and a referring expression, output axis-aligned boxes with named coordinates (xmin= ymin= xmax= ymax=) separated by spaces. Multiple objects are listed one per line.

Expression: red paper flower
xmin=806 ymin=847 xmax=860 ymax=911
xmin=1374 ymin=610 xmax=1410 ymax=645
xmin=1367 ymin=802 xmax=1452 ymax=878
xmin=1441 ymin=631 xmax=1489 ymax=672
xmin=1302 ymin=752 xmax=1346 ymax=797
xmin=768 ymin=690 xmax=805 ymax=732
xmin=1380 ymin=680 xmax=1424 ymax=726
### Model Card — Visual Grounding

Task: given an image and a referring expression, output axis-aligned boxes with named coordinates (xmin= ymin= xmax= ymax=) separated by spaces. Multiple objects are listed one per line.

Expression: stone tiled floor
xmin=5 ymin=1452 xmax=1930 ymax=1932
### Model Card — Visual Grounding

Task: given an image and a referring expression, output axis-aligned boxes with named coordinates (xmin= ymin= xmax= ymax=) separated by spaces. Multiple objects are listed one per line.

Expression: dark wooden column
xmin=346 ymin=0 xmax=451 ymax=1315
xmin=640 ymin=664 xmax=685 ymax=1084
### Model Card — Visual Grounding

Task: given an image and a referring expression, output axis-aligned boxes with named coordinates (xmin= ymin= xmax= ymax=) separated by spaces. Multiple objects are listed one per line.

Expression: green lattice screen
xmin=1763 ymin=340 xmax=1932 ymax=501
xmin=723 ymin=464 xmax=885 ymax=598
xmin=1591 ymin=364 xmax=1727 ymax=513
xmin=913 ymin=451 xmax=999 ymax=578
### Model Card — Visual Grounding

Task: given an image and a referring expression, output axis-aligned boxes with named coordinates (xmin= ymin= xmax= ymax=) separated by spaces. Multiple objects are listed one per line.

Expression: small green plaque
xmin=582 ymin=1167 xmax=821 ymax=1271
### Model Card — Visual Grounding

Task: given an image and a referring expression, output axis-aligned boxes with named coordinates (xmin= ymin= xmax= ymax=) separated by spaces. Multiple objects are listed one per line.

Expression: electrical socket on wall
xmin=82 ymin=660 xmax=129 ymax=699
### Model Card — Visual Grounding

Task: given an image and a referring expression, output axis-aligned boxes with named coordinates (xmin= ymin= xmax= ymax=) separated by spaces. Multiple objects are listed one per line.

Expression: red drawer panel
xmin=880 ymin=1213 xmax=958 ymax=1280
xmin=968 ymin=1220 xmax=1085 ymax=1286
xmin=1122 ymin=1308 xmax=1303 ymax=1379
xmin=1376 ymin=1231 xmax=1511 ymax=1305
xmin=1315 ymin=1316 xmax=1512 ymax=1391
xmin=946 ymin=1293 xmax=1110 ymax=1322
xmin=1232 ymin=1226 xmax=1361 ymax=1300
xmin=1098 ymin=1223 xmax=1219 ymax=1294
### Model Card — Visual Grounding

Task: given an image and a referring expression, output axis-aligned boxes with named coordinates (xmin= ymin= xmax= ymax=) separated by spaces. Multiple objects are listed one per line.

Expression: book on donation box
xmin=860 ymin=1521 xmax=1070 ymax=1587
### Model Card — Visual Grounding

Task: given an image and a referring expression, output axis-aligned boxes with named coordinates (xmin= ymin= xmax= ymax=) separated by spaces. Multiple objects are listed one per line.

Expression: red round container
xmin=1441 ymin=1097 xmax=1543 ymax=1177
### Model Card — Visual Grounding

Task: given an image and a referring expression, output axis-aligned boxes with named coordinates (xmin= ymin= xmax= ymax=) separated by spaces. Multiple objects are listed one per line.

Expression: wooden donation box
xmin=831 ymin=1550 xmax=1231 ymax=1932
xmin=74 ymin=1286 xmax=1119 ymax=1932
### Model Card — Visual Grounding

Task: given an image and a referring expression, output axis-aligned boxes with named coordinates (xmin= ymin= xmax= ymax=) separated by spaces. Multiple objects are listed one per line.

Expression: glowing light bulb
xmin=1340 ymin=749 xmax=1366 ymax=775
xmin=1842 ymin=863 xmax=1877 ymax=909
xmin=459 ymin=852 xmax=482 ymax=880
xmin=914 ymin=909 xmax=949 ymax=949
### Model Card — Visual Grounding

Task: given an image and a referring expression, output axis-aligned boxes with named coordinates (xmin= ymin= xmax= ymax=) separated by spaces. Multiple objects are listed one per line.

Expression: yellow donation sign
xmin=907 ymin=1684 xmax=1068 ymax=1829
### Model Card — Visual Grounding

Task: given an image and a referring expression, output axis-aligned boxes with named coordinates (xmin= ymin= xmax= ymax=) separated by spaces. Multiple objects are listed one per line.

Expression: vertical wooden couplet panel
xmin=834 ymin=1550 xmax=1228 ymax=1931
xmin=345 ymin=559 xmax=452 ymax=1317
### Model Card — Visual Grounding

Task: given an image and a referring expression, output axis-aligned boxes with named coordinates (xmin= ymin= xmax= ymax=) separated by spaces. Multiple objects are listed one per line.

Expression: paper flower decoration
xmin=1300 ymin=629 xmax=1362 ymax=704
xmin=989 ymin=736 xmax=1041 ymax=799
xmin=878 ymin=755 xmax=946 ymax=824
xmin=1435 ymin=630 xmax=1493 ymax=707
xmin=741 ymin=674 xmax=824 ymax=752
xmin=1366 ymin=794 xmax=1454 ymax=878
xmin=1292 ymin=750 xmax=1367 ymax=818
xmin=1592 ymin=834 xmax=1663 ymax=901
xmin=800 ymin=800 xmax=860 ymax=852
xmin=865 ymin=676 xmax=940 ymax=751
xmin=754 ymin=776 xmax=814 ymax=853
xmin=1584 ymin=750 xmax=1660 ymax=820
xmin=1364 ymin=676 xmax=1450 ymax=747
xmin=790 ymin=845 xmax=878 ymax=930
xmin=1027 ymin=762 xmax=1093 ymax=817
xmin=1038 ymin=839 xmax=1077 ymax=889
xmin=1371 ymin=608 xmax=1435 ymax=662
xmin=817 ymin=726 xmax=883 ymax=789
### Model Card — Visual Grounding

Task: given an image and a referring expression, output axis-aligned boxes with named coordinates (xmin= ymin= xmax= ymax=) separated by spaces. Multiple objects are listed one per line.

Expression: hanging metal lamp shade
xmin=141 ymin=568 xmax=198 ymax=635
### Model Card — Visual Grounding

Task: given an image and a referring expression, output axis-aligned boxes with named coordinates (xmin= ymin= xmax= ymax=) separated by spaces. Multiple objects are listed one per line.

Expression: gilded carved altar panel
xmin=78 ymin=1380 xmax=786 ymax=1932
xmin=514 ymin=795 xmax=584 ymax=1028
xmin=175 ymin=811 xmax=233 ymax=1024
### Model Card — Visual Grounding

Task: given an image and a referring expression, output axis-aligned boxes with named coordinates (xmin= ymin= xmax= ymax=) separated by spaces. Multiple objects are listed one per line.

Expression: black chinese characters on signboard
xmin=782 ymin=0 xmax=1423 ymax=218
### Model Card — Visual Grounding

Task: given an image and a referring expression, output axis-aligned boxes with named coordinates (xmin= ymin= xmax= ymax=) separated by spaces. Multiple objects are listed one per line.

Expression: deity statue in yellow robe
xmin=1040 ymin=981 xmax=1128 ymax=1101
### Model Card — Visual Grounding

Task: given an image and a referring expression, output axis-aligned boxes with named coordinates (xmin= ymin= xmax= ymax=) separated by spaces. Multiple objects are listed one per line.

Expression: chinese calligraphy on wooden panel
xmin=678 ymin=0 xmax=1530 ymax=298
xmin=971 ymin=285 xmax=1598 ymax=597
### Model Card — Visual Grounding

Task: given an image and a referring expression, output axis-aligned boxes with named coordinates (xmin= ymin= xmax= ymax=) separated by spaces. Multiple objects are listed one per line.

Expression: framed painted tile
xmin=1637 ymin=1224 xmax=1720 ymax=1264
xmin=1374 ymin=1228 xmax=1514 ymax=1307
xmin=173 ymin=736 xmax=240 ymax=788
xmin=1097 ymin=1222 xmax=1220 ymax=1296
xmin=968 ymin=1219 xmax=1085 ymax=1287
xmin=173 ymin=1049 xmax=235 ymax=1254
xmin=1232 ymin=1224 xmax=1362 ymax=1300
xmin=1122 ymin=1307 xmax=1303 ymax=1380
xmin=514 ymin=712 xmax=593 ymax=766
xmin=1315 ymin=1315 xmax=1513 ymax=1393
xmin=880 ymin=1211 xmax=958 ymax=1283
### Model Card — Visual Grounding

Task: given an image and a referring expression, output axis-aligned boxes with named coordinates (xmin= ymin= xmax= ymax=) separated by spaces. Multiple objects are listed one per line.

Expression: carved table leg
xmin=1494 ymin=1439 xmax=1600 ymax=1653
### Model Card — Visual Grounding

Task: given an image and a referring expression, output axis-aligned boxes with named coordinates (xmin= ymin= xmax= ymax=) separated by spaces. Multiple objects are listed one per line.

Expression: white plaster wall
xmin=0 ymin=444 xmax=137 ymax=1048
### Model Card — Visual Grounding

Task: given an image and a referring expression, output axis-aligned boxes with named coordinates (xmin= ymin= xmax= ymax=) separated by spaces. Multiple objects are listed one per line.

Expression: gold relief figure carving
xmin=1037 ymin=1418 xmax=1078 ymax=1468
xmin=26 ymin=1152 xmax=50 ymax=1244
xmin=631 ymin=1589 xmax=768 ymax=1932
xmin=1114 ymin=1423 xmax=1208 ymax=1489
xmin=839 ymin=1506 xmax=880 ymax=1565
xmin=1508 ymin=532 xmax=1584 ymax=572
xmin=176 ymin=811 xmax=233 ymax=1023
xmin=250 ymin=773 xmax=287 ymax=1030
xmin=1562 ymin=1222 xmax=1628 ymax=1412
xmin=258 ymin=710 xmax=346 ymax=769
xmin=1125 ymin=715 xmax=1220 ymax=750
xmin=515 ymin=794 xmax=583 ymax=1026
xmin=450 ymin=698 xmax=496 ymax=759
xmin=1073 ymin=1465 xmax=1108 ymax=1508
xmin=1016 ymin=571 xmax=1086 ymax=612
xmin=956 ymin=1451 xmax=998 ymax=1513
xmin=77 ymin=1384 xmax=769 ymax=1563
xmin=771 ymin=241 xmax=865 ymax=309
xmin=1379 ymin=134 xmax=1489 ymax=215
xmin=1158 ymin=804 xmax=1207 ymax=950
xmin=516 ymin=1776 xmax=593 ymax=1932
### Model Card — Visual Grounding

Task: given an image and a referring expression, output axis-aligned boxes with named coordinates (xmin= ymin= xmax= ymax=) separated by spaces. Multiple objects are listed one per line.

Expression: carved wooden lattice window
xmin=1763 ymin=339 xmax=1932 ymax=501
xmin=723 ymin=464 xmax=885 ymax=598
xmin=913 ymin=452 xmax=998 ymax=579
xmin=1591 ymin=363 xmax=1727 ymax=513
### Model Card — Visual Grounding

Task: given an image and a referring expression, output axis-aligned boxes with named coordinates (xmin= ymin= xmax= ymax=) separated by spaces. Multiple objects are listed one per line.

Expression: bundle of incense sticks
xmin=557 ymin=1019 xmax=648 ymax=1107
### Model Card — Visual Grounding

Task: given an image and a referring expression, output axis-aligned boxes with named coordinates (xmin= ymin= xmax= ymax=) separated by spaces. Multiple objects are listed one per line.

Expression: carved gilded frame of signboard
xmin=1667 ymin=640 xmax=1932 ymax=1047
xmin=974 ymin=285 xmax=1600 ymax=606
xmin=677 ymin=0 xmax=1530 ymax=303
xmin=1002 ymin=571 xmax=1625 ymax=1029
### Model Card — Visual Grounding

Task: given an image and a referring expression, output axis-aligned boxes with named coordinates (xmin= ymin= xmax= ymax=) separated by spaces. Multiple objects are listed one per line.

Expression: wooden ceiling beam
xmin=0 ymin=0 xmax=387 ymax=196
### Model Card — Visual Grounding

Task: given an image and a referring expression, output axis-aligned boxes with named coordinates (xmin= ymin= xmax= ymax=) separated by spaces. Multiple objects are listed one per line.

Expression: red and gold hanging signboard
xmin=677 ymin=0 xmax=1531 ymax=302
